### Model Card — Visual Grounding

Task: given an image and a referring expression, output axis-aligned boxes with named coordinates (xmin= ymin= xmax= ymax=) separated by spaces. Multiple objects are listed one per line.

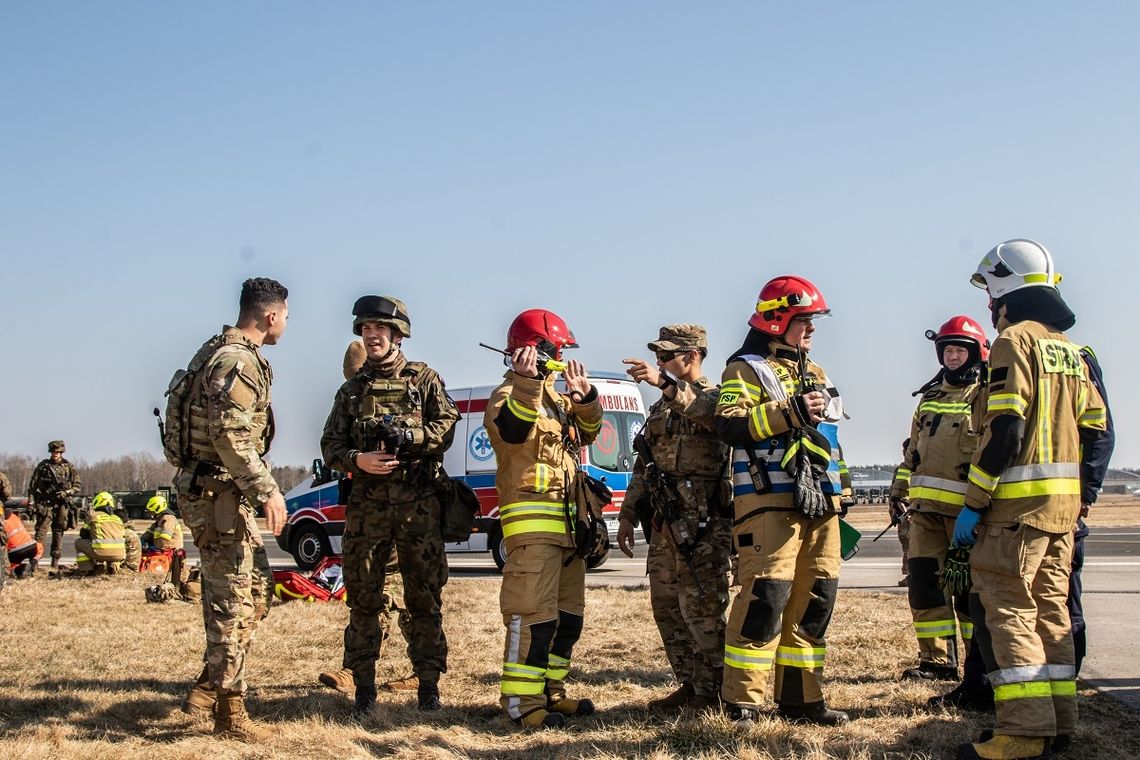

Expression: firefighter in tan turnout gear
xmin=617 ymin=324 xmax=731 ymax=713
xmin=893 ymin=316 xmax=990 ymax=683
xmin=954 ymin=240 xmax=1107 ymax=760
xmin=715 ymin=275 xmax=852 ymax=726
xmin=484 ymin=309 xmax=604 ymax=730
xmin=74 ymin=491 xmax=126 ymax=574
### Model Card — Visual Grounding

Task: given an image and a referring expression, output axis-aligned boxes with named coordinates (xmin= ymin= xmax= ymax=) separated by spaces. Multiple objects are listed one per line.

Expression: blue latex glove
xmin=953 ymin=507 xmax=983 ymax=547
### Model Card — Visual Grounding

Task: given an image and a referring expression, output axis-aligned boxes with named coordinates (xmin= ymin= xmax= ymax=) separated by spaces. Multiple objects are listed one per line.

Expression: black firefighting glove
xmin=940 ymin=545 xmax=972 ymax=596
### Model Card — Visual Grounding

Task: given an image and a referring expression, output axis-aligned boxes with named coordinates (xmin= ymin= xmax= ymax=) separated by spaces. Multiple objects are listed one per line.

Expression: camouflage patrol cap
xmin=647 ymin=324 xmax=707 ymax=352
xmin=48 ymin=440 xmax=65 ymax=453
xmin=352 ymin=295 xmax=411 ymax=338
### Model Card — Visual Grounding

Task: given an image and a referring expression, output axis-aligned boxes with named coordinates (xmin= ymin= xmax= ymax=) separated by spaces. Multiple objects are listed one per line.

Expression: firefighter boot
xmin=956 ymin=734 xmax=1049 ymax=759
xmin=318 ymin=668 xmax=355 ymax=696
xmin=646 ymin=682 xmax=694 ymax=713
xmin=417 ymin=680 xmax=442 ymax=711
xmin=927 ymin=682 xmax=995 ymax=712
xmin=213 ymin=692 xmax=271 ymax=742
xmin=546 ymin=694 xmax=595 ymax=717
xmin=777 ymin=701 xmax=851 ymax=726
xmin=378 ymin=674 xmax=420 ymax=693
xmin=181 ymin=665 xmax=217 ymax=716
xmin=515 ymin=709 xmax=566 ymax=730
xmin=902 ymin=663 xmax=959 ymax=681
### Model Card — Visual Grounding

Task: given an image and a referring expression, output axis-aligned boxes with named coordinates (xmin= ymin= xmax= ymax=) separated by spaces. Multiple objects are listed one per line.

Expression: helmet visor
xmin=970 ymin=272 xmax=989 ymax=290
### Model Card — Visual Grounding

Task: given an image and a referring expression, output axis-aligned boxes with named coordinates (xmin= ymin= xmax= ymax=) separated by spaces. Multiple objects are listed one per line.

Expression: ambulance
xmin=277 ymin=372 xmax=647 ymax=571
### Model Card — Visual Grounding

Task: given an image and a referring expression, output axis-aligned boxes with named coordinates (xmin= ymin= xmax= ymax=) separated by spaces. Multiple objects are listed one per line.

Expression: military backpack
xmin=158 ymin=334 xmax=228 ymax=468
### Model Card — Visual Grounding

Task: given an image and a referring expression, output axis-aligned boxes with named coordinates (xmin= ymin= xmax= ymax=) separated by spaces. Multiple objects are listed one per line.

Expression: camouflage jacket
xmin=621 ymin=376 xmax=728 ymax=525
xmin=320 ymin=353 xmax=459 ymax=504
xmin=183 ymin=326 xmax=279 ymax=507
xmin=0 ymin=471 xmax=11 ymax=503
xmin=29 ymin=458 xmax=81 ymax=508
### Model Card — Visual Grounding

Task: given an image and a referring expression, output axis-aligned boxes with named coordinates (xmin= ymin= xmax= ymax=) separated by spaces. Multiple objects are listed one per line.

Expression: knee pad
xmin=799 ymin=577 xmax=838 ymax=639
xmin=740 ymin=578 xmax=793 ymax=643
xmin=907 ymin=557 xmax=946 ymax=610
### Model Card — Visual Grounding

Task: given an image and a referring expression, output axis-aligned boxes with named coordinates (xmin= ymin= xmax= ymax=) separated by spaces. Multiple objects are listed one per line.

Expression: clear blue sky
xmin=3 ymin=3 xmax=1137 ymax=471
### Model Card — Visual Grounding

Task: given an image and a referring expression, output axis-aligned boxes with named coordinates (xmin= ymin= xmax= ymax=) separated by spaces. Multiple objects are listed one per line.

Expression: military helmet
xmin=146 ymin=494 xmax=168 ymax=515
xmin=91 ymin=491 xmax=116 ymax=512
xmin=48 ymin=440 xmax=66 ymax=453
xmin=352 ymin=295 xmax=411 ymax=338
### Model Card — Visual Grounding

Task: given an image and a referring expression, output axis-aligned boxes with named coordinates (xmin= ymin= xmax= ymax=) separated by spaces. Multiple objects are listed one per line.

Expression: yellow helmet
xmin=92 ymin=491 xmax=115 ymax=512
xmin=146 ymin=494 xmax=168 ymax=515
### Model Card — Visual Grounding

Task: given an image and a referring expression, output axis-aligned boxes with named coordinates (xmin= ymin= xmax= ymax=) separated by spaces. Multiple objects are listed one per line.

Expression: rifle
xmin=632 ymin=431 xmax=706 ymax=600
xmin=44 ymin=462 xmax=77 ymax=529
xmin=480 ymin=341 xmax=568 ymax=375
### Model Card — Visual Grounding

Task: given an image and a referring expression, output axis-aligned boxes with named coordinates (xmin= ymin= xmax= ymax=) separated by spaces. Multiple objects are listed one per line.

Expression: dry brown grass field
xmin=2 ymin=567 xmax=1139 ymax=760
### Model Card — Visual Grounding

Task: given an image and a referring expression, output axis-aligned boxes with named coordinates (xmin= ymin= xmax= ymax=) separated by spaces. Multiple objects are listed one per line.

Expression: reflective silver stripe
xmin=909 ymin=475 xmax=968 ymax=495
xmin=506 ymin=615 xmax=524 ymax=719
xmin=987 ymin=664 xmax=1050 ymax=686
xmin=1001 ymin=463 xmax=1079 ymax=482
xmin=732 ymin=449 xmax=793 ymax=485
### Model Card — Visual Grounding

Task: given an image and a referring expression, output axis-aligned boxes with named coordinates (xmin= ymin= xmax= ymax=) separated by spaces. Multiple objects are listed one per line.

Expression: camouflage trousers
xmin=342 ymin=491 xmax=448 ymax=687
xmin=648 ymin=515 xmax=731 ymax=698
xmin=180 ymin=486 xmax=272 ymax=695
xmin=377 ymin=549 xmax=412 ymax=658
xmin=33 ymin=504 xmax=68 ymax=561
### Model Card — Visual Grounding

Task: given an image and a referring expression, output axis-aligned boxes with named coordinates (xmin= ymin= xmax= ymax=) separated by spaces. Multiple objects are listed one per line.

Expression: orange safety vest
xmin=5 ymin=512 xmax=35 ymax=553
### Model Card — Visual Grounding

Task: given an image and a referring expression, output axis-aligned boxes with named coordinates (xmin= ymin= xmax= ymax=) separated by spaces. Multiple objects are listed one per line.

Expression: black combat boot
xmin=902 ymin=663 xmax=959 ymax=681
xmin=777 ymin=701 xmax=851 ymax=726
xmin=352 ymin=685 xmax=377 ymax=720
xmin=927 ymin=682 xmax=995 ymax=712
xmin=417 ymin=681 xmax=442 ymax=711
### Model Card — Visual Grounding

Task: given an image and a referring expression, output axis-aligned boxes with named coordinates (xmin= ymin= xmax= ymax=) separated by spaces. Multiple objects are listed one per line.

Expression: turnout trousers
xmin=907 ymin=511 xmax=972 ymax=667
xmin=970 ymin=523 xmax=1076 ymax=738
xmin=499 ymin=543 xmax=585 ymax=720
xmin=722 ymin=509 xmax=841 ymax=709
xmin=648 ymin=516 xmax=731 ymax=699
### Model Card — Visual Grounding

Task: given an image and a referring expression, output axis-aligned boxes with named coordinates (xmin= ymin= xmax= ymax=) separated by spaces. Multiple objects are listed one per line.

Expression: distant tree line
xmin=0 ymin=452 xmax=310 ymax=496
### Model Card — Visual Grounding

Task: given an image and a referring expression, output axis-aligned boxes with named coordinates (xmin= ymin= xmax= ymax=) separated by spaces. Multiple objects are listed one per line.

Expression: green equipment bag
xmin=839 ymin=518 xmax=861 ymax=561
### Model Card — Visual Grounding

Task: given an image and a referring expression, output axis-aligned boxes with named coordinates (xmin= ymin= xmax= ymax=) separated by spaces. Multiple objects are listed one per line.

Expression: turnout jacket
xmin=964 ymin=319 xmax=1107 ymax=532
xmin=142 ymin=513 xmax=185 ymax=550
xmin=891 ymin=375 xmax=987 ymax=517
xmin=715 ymin=345 xmax=851 ymax=513
xmin=484 ymin=371 xmax=603 ymax=554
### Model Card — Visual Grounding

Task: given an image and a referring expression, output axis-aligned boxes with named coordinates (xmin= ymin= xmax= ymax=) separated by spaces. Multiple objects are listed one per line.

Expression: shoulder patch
xmin=989 ymin=367 xmax=1009 ymax=383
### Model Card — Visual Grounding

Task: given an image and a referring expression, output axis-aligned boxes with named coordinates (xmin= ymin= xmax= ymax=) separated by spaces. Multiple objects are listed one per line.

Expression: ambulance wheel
xmin=489 ymin=524 xmax=507 ymax=571
xmin=291 ymin=523 xmax=330 ymax=571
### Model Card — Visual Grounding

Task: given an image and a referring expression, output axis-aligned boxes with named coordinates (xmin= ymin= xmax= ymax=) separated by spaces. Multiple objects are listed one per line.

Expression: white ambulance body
xmin=278 ymin=371 xmax=646 ymax=571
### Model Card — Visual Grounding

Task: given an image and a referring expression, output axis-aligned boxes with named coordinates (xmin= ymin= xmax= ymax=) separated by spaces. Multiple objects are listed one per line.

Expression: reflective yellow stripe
xmin=775 ymin=646 xmax=826 ymax=668
xmin=749 ymin=404 xmax=775 ymax=439
xmin=993 ymin=478 xmax=1080 ymax=499
xmin=896 ymin=467 xmax=912 ymax=483
xmin=506 ymin=397 xmax=538 ymax=422
xmin=534 ymin=464 xmax=550 ymax=494
xmin=724 ymin=645 xmax=774 ymax=671
xmin=547 ymin=654 xmax=570 ymax=681
xmin=909 ymin=486 xmax=967 ymax=506
xmin=499 ymin=501 xmax=569 ymax=538
xmin=577 ymin=416 xmax=601 ymax=434
xmin=1051 ymin=680 xmax=1077 ymax=697
xmin=968 ymin=464 xmax=998 ymax=493
xmin=501 ymin=662 xmax=546 ymax=695
xmin=720 ymin=378 xmax=763 ymax=400
xmin=988 ymin=393 xmax=1028 ymax=416
xmin=502 ymin=519 xmax=566 ymax=538
xmin=1078 ymin=407 xmax=1106 ymax=427
xmin=993 ymin=681 xmax=1053 ymax=702
xmin=960 ymin=621 xmax=975 ymax=639
xmin=914 ymin=620 xmax=957 ymax=639
xmin=780 ymin=439 xmax=799 ymax=469
xmin=92 ymin=540 xmax=124 ymax=550
xmin=155 ymin=531 xmax=174 ymax=541
xmin=1038 ymin=381 xmax=1053 ymax=463
xmin=918 ymin=401 xmax=971 ymax=415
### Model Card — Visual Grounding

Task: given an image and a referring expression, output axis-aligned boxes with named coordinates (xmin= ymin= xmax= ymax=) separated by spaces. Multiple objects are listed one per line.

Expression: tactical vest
xmin=184 ymin=332 xmax=274 ymax=468
xmin=642 ymin=391 xmax=727 ymax=480
xmin=349 ymin=362 xmax=431 ymax=455
xmin=30 ymin=461 xmax=75 ymax=503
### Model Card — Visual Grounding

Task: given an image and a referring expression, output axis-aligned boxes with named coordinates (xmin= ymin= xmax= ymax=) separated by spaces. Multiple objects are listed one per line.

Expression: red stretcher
xmin=272 ymin=556 xmax=346 ymax=603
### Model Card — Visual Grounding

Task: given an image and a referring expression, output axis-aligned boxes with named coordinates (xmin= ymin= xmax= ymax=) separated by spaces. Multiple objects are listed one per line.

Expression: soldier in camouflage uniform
xmin=320 ymin=296 xmax=459 ymax=716
xmin=0 ymin=471 xmax=12 ymax=592
xmin=174 ymin=277 xmax=290 ymax=742
xmin=28 ymin=440 xmax=81 ymax=572
xmin=618 ymin=325 xmax=732 ymax=713
xmin=318 ymin=339 xmax=419 ymax=697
